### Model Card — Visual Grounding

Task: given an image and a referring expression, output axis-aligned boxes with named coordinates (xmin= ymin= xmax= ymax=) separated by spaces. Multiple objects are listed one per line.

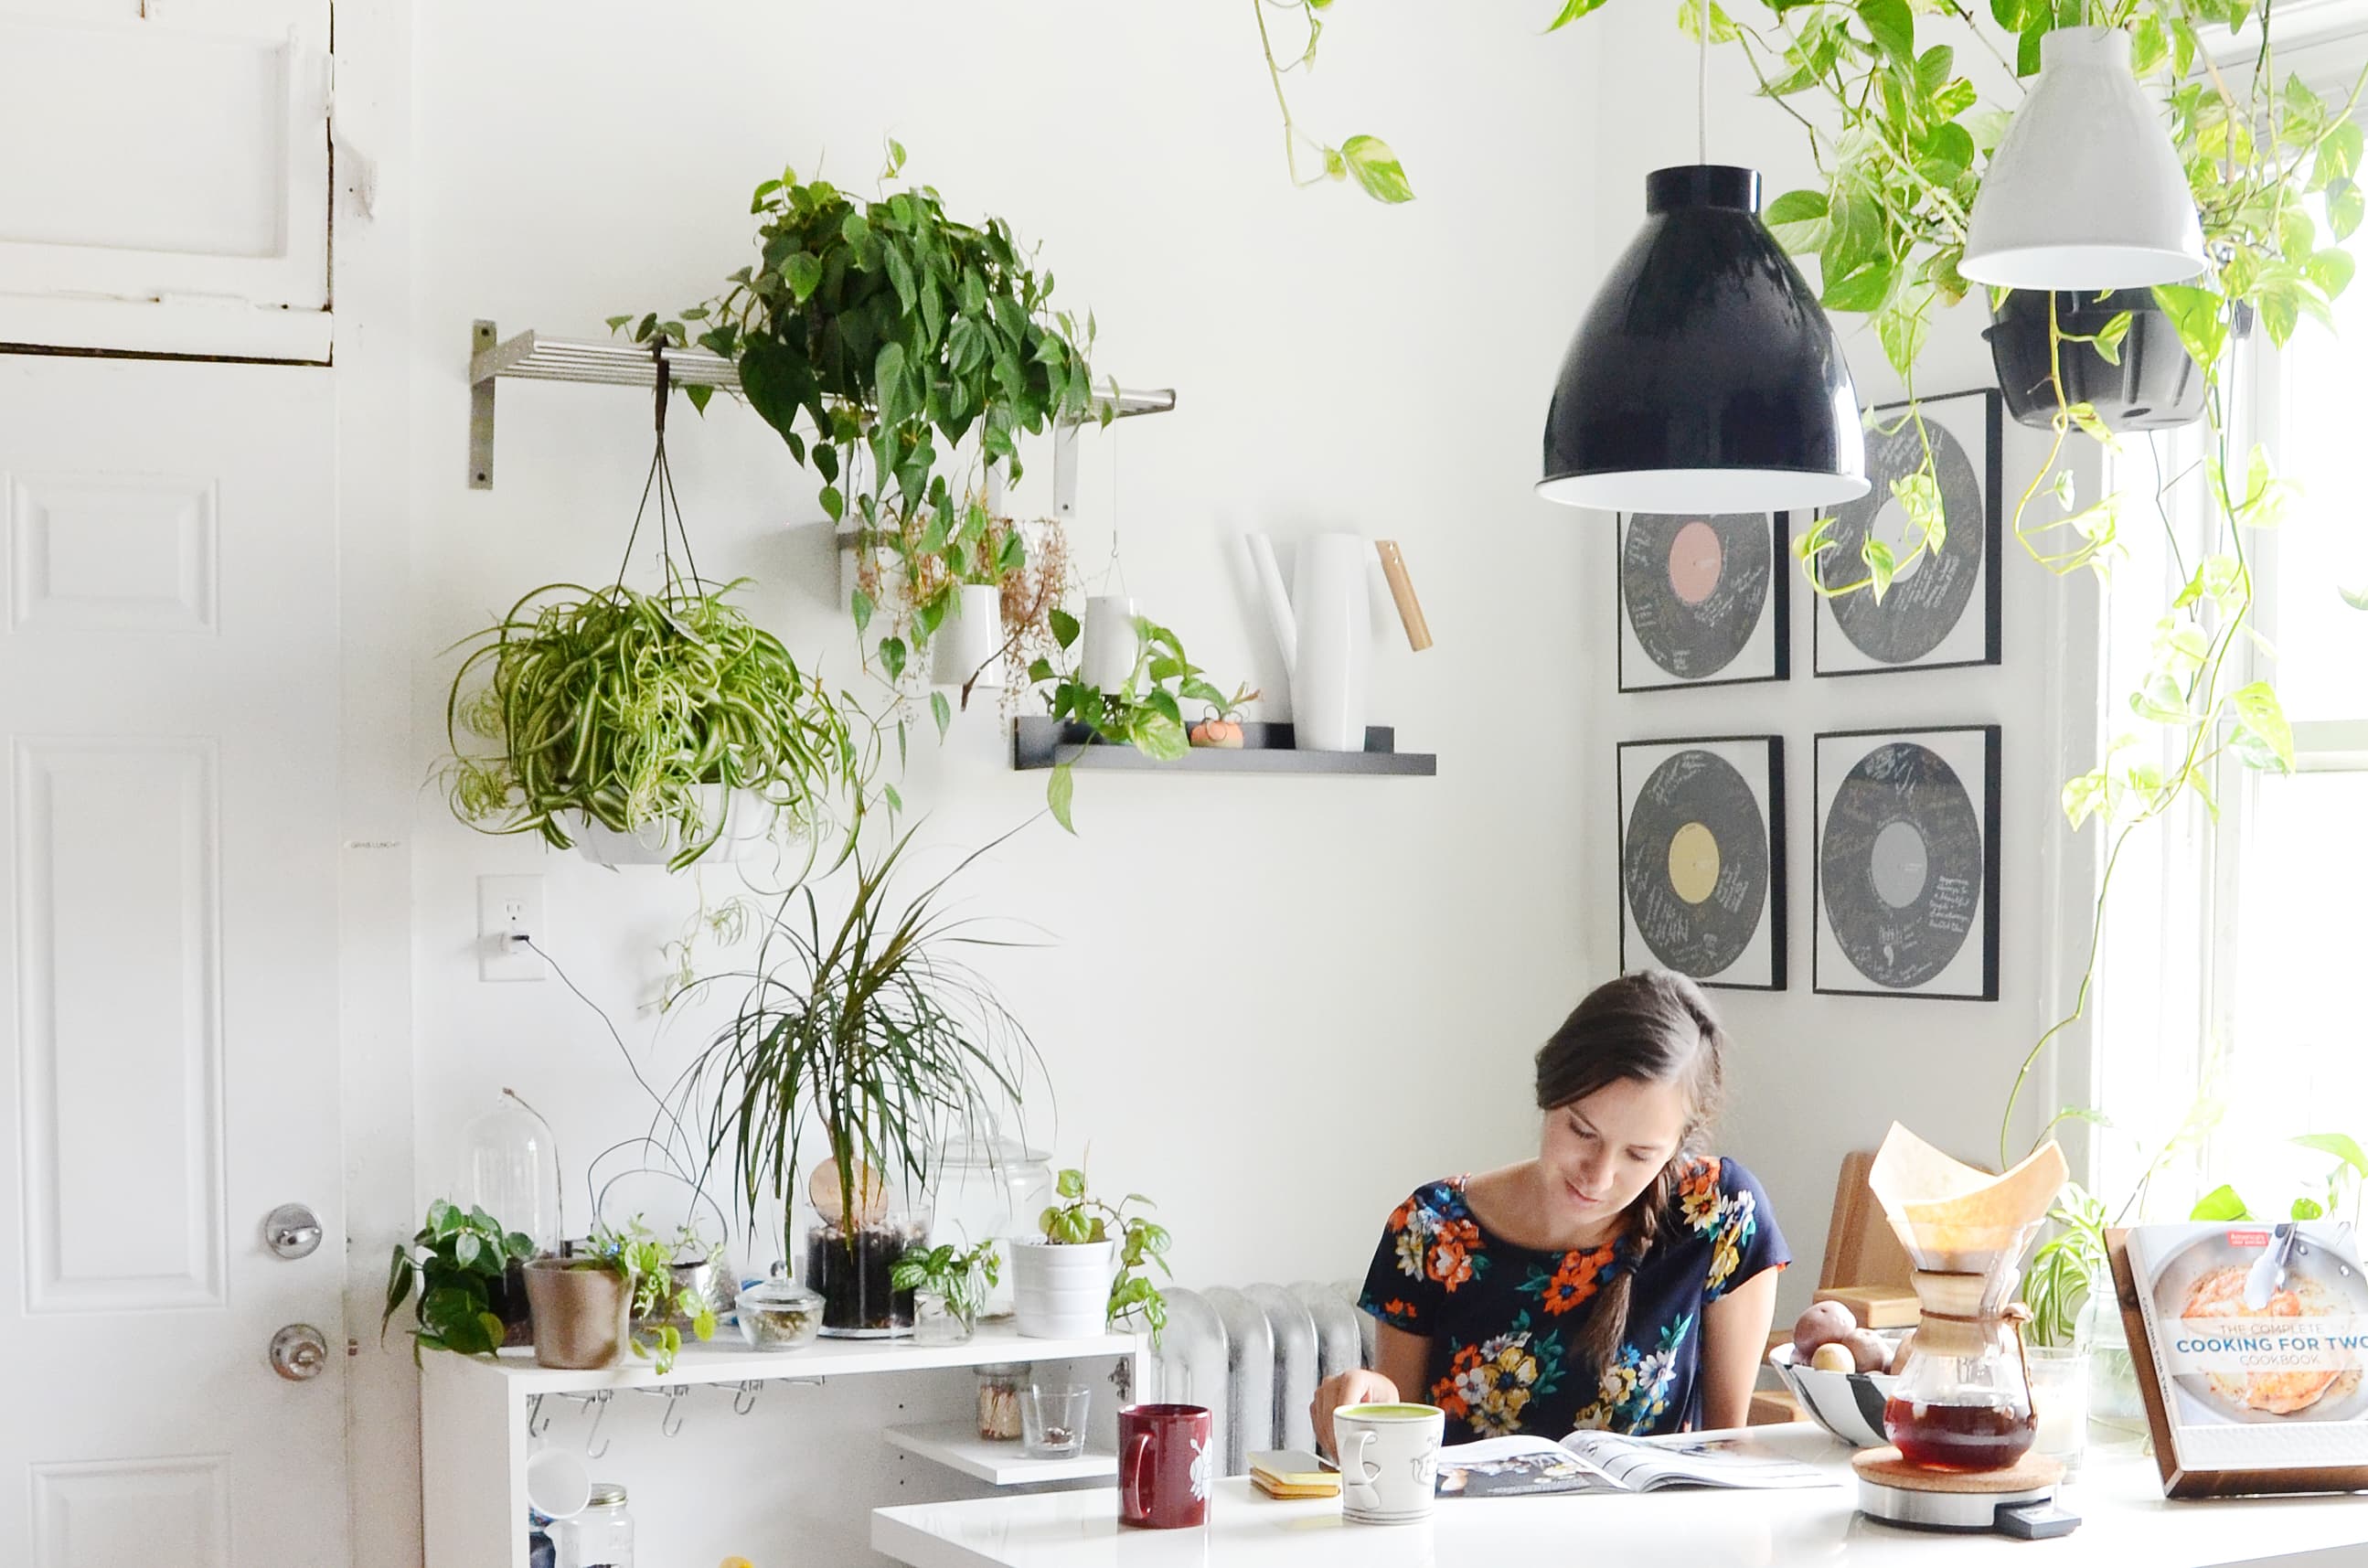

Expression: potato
xmin=1791 ymin=1300 xmax=1857 ymax=1358
xmin=1842 ymin=1328 xmax=1891 ymax=1373
xmin=1808 ymin=1341 xmax=1856 ymax=1374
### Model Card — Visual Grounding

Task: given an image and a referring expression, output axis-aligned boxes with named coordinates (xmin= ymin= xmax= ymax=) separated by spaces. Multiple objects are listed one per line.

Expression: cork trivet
xmin=1851 ymin=1446 xmax=2064 ymax=1495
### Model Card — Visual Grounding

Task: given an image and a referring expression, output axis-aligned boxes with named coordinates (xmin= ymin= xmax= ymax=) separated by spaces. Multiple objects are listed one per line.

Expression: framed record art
xmin=1812 ymin=725 xmax=2000 ymax=1000
xmin=1616 ymin=511 xmax=1790 ymax=690
xmin=1616 ymin=736 xmax=1786 ymax=991
xmin=1811 ymin=388 xmax=2003 ymax=677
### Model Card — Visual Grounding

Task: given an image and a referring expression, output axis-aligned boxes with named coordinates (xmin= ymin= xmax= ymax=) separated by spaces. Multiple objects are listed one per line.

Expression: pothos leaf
xmin=1339 ymin=135 xmax=1413 ymax=204
xmin=1046 ymin=763 xmax=1076 ymax=834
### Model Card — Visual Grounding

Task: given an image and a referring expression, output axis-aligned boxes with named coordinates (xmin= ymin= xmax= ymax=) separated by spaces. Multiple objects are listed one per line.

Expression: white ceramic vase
xmin=1008 ymin=1239 xmax=1115 ymax=1339
xmin=1079 ymin=595 xmax=1140 ymax=692
xmin=933 ymin=582 xmax=1006 ymax=689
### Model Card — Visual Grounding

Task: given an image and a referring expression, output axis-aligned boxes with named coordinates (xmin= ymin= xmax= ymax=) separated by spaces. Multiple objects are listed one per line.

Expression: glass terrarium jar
xmin=798 ymin=1199 xmax=929 ymax=1338
xmin=460 ymin=1089 xmax=564 ymax=1253
xmin=933 ymin=1127 xmax=1051 ymax=1320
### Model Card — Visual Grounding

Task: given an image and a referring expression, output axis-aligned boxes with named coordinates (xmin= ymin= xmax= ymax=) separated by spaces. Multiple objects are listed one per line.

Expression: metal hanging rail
xmin=466 ymin=318 xmax=1176 ymax=491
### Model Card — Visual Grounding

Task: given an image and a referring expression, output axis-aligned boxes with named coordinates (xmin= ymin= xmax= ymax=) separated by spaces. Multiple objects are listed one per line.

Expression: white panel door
xmin=0 ymin=0 xmax=332 ymax=358
xmin=0 ymin=353 xmax=346 ymax=1568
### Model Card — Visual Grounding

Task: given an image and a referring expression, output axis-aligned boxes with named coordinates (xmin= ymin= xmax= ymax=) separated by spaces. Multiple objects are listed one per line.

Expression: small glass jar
xmin=976 ymin=1362 xmax=1026 ymax=1442
xmin=912 ymin=1289 xmax=973 ymax=1347
xmin=734 ymin=1280 xmax=823 ymax=1350
xmin=2025 ymin=1345 xmax=2090 ymax=1470
xmin=799 ymin=1201 xmax=929 ymax=1337
xmin=552 ymin=1482 xmax=633 ymax=1568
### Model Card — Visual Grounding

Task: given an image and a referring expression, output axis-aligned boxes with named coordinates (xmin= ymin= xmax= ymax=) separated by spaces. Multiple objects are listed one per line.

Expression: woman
xmin=1312 ymin=971 xmax=1787 ymax=1452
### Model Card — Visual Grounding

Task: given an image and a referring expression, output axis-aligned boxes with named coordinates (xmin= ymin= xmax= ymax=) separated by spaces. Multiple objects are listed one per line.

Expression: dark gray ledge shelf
xmin=1009 ymin=718 xmax=1435 ymax=775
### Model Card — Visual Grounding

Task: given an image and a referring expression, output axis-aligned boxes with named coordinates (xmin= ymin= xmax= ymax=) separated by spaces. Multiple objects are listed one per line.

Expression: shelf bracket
xmin=467 ymin=319 xmax=497 ymax=490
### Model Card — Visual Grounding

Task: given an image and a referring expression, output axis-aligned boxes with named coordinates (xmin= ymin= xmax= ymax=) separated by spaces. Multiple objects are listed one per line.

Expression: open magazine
xmin=1435 ymin=1432 xmax=1838 ymax=1498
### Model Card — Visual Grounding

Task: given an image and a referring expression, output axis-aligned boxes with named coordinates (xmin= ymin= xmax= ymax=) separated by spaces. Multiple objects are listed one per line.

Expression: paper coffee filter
xmin=1867 ymin=1123 xmax=2069 ymax=1269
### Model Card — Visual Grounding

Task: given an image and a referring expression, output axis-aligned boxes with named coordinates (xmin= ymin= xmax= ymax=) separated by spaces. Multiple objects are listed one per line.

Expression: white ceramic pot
xmin=1079 ymin=596 xmax=1140 ymax=692
xmin=1009 ymin=1239 xmax=1116 ymax=1339
xmin=572 ymin=784 xmax=774 ymax=867
xmin=933 ymin=582 xmax=1007 ymax=689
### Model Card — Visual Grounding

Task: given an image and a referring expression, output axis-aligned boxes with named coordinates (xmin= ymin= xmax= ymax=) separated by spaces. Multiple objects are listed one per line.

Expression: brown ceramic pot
xmin=524 ymin=1257 xmax=631 ymax=1370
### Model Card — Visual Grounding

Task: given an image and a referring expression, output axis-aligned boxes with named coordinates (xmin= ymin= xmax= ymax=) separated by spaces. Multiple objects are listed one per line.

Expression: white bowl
xmin=1767 ymin=1339 xmax=1904 ymax=1447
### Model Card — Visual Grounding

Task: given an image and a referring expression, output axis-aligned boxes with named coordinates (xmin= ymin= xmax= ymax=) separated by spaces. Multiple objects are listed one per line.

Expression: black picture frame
xmin=1810 ymin=388 xmax=2004 ymax=677
xmin=1616 ymin=734 xmax=1787 ymax=992
xmin=1616 ymin=511 xmax=1793 ymax=692
xmin=1810 ymin=724 xmax=2002 ymax=1001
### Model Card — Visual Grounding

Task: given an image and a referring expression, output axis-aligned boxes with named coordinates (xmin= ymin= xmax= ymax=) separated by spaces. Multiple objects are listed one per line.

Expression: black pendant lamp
xmin=1538 ymin=4 xmax=1868 ymax=513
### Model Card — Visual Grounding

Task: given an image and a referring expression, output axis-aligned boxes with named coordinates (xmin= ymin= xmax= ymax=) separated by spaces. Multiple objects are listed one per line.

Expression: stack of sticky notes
xmin=1249 ymin=1450 xmax=1340 ymax=1499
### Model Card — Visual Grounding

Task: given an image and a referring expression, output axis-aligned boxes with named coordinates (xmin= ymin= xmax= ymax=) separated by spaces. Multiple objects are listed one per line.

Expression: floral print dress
xmin=1358 ymin=1157 xmax=1787 ymax=1443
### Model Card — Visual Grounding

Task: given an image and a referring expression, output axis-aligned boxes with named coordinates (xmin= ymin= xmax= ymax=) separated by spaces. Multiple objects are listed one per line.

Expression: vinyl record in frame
xmin=1616 ymin=511 xmax=1791 ymax=691
xmin=1812 ymin=725 xmax=2001 ymax=1000
xmin=1811 ymin=389 xmax=2003 ymax=677
xmin=1616 ymin=736 xmax=1787 ymax=991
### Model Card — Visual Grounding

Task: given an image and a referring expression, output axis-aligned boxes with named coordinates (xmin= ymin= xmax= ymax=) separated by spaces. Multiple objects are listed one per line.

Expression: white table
xmin=872 ymin=1424 xmax=2368 ymax=1568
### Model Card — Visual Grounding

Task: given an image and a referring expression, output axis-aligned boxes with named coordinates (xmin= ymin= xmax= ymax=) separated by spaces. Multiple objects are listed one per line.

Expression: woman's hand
xmin=1310 ymin=1368 xmax=1400 ymax=1458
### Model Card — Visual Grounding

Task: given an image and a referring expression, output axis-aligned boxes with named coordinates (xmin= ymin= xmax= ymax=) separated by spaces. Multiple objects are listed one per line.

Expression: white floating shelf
xmin=886 ymin=1421 xmax=1117 ymax=1487
xmin=435 ymin=1320 xmax=1137 ymax=1397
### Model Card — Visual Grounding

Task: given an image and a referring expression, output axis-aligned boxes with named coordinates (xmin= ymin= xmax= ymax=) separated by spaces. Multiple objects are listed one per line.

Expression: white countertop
xmin=871 ymin=1425 xmax=2368 ymax=1568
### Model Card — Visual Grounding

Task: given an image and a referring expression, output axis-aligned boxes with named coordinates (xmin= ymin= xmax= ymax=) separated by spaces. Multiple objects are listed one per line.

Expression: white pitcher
xmin=1245 ymin=532 xmax=1372 ymax=752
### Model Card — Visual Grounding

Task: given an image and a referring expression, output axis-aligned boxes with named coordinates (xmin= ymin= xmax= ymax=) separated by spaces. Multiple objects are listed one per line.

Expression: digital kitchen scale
xmin=1851 ymin=1448 xmax=2081 ymax=1539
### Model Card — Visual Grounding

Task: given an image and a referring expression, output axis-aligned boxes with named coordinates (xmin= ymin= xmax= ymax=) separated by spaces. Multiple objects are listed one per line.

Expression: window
xmin=2093 ymin=172 xmax=2368 ymax=1222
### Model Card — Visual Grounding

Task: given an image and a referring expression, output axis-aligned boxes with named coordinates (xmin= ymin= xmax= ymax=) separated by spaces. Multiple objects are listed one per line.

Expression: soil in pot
xmin=805 ymin=1215 xmax=926 ymax=1337
xmin=1984 ymin=289 xmax=2248 ymax=433
xmin=490 ymin=1254 xmax=535 ymax=1349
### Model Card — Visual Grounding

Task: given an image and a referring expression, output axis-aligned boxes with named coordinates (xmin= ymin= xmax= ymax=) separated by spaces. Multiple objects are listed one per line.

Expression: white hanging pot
xmin=1008 ymin=1238 xmax=1115 ymax=1339
xmin=572 ymin=784 xmax=775 ymax=867
xmin=1960 ymin=27 xmax=2206 ymax=290
xmin=933 ymin=582 xmax=1007 ymax=689
xmin=1078 ymin=596 xmax=1140 ymax=693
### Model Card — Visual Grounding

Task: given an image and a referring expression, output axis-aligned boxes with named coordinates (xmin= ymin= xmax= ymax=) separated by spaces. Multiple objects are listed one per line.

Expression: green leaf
xmin=2309 ymin=247 xmax=2357 ymax=299
xmin=1823 ymin=258 xmax=1895 ymax=314
xmin=1857 ymin=0 xmax=1914 ymax=61
xmin=1545 ymin=0 xmax=1612 ymax=27
xmin=2293 ymin=1132 xmax=2368 ymax=1178
xmin=1047 ymin=763 xmax=1076 ymax=833
xmin=1057 ymin=1168 xmax=1086 ymax=1199
xmin=2063 ymin=400 xmax=2117 ymax=448
xmin=2329 ymin=177 xmax=2365 ymax=242
xmin=2152 ymin=283 xmax=2229 ymax=369
xmin=2092 ymin=310 xmax=2133 ymax=367
xmin=1863 ymin=536 xmax=1897 ymax=603
xmin=453 ymin=1231 xmax=483 ymax=1269
xmin=1765 ymin=188 xmax=1829 ymax=251
xmin=1049 ymin=607 xmax=1081 ymax=650
xmin=2341 ymin=583 xmax=2368 ymax=611
xmin=931 ymin=690 xmax=952 ymax=740
xmin=1131 ymin=711 xmax=1189 ymax=761
xmin=2190 ymin=1184 xmax=2252 ymax=1222
xmin=2294 ymin=1197 xmax=2327 ymax=1221
xmin=851 ymin=587 xmax=874 ymax=634
xmin=840 ymin=211 xmax=870 ymax=248
xmin=879 ymin=635 xmax=908 ymax=684
xmin=820 ymin=485 xmax=844 ymax=523
xmin=2227 ymin=679 xmax=2295 ymax=773
xmin=1339 ymin=135 xmax=1413 ymax=204
xmin=783 ymin=251 xmax=823 ymax=302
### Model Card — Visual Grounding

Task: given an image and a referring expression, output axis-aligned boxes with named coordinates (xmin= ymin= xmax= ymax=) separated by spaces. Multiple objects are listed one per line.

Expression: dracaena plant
xmin=616 ymin=141 xmax=1107 ymax=688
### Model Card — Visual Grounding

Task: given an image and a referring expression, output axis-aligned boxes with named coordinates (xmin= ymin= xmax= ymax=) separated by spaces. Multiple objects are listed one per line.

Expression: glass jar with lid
xmin=932 ymin=1125 xmax=1051 ymax=1320
xmin=552 ymin=1481 xmax=633 ymax=1568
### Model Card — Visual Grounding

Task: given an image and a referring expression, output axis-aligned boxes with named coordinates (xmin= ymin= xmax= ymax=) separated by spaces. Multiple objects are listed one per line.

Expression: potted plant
xmin=891 ymin=1238 xmax=1001 ymax=1346
xmin=382 ymin=1200 xmax=539 ymax=1359
xmin=674 ymin=817 xmax=1040 ymax=1339
xmin=616 ymin=144 xmax=1104 ymax=684
xmin=524 ymin=1219 xmax=717 ymax=1374
xmin=1011 ymin=1166 xmax=1172 ymax=1341
xmin=1029 ymin=613 xmax=1245 ymax=830
xmin=1983 ymin=290 xmax=2255 ymax=433
xmin=1188 ymin=683 xmax=1260 ymax=750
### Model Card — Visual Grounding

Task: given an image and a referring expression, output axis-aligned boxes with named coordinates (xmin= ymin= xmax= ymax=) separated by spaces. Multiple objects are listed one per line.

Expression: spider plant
xmin=443 ymin=398 xmax=863 ymax=870
xmin=672 ymin=820 xmax=1041 ymax=1246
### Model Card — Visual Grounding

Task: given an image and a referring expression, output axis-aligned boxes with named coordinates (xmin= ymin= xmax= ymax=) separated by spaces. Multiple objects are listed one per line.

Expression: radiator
xmin=1138 ymin=1282 xmax=1375 ymax=1476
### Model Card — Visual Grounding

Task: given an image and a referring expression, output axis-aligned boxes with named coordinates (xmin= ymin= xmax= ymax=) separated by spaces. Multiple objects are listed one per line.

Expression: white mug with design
xmin=1335 ymin=1402 xmax=1445 ymax=1525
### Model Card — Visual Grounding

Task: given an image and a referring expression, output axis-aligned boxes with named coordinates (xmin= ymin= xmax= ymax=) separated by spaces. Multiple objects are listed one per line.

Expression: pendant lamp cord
xmin=1697 ymin=0 xmax=1710 ymax=163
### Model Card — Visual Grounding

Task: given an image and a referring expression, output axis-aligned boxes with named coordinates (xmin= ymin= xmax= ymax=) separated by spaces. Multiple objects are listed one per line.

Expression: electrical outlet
xmin=477 ymin=874 xmax=546 ymax=982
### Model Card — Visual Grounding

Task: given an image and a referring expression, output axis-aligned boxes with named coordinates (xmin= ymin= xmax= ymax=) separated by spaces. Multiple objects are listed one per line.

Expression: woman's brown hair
xmin=1534 ymin=969 xmax=1729 ymax=1373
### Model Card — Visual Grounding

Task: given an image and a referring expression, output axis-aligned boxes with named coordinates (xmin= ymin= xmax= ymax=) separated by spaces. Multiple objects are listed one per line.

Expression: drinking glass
xmin=1022 ymin=1382 xmax=1090 ymax=1459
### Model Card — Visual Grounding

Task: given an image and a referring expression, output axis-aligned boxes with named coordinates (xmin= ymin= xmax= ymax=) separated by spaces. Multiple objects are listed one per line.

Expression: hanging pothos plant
xmin=617 ymin=142 xmax=1109 ymax=690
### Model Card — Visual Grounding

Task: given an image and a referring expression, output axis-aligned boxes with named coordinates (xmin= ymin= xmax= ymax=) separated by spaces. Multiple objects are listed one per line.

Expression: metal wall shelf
xmin=465 ymin=318 xmax=1176 ymax=491
xmin=1011 ymin=719 xmax=1436 ymax=776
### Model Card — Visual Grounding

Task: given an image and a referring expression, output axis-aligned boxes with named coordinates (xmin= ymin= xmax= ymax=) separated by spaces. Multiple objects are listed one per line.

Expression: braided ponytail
xmin=1534 ymin=971 xmax=1728 ymax=1375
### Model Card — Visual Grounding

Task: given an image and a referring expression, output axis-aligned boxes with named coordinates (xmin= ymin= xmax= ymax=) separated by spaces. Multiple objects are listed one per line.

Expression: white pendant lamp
xmin=1960 ymin=27 xmax=2205 ymax=290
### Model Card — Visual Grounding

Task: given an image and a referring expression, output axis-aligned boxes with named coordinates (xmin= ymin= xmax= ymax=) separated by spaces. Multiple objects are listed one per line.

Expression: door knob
xmin=270 ymin=1323 xmax=329 ymax=1381
xmin=263 ymin=1203 xmax=323 ymax=1260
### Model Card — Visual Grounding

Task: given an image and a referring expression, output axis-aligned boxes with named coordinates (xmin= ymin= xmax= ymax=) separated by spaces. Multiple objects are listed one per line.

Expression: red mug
xmin=1119 ymin=1403 xmax=1213 ymax=1529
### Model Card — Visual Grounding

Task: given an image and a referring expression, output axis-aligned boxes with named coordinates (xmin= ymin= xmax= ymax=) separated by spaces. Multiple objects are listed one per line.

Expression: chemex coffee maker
xmin=1851 ymin=1125 xmax=2083 ymax=1539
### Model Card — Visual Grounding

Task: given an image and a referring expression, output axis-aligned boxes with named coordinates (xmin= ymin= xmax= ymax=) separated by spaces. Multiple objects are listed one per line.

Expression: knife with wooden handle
xmin=1374 ymin=539 xmax=1433 ymax=653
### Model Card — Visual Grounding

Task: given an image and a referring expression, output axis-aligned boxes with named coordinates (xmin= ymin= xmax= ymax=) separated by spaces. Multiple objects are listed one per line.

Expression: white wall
xmin=1581 ymin=10 xmax=2107 ymax=1319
